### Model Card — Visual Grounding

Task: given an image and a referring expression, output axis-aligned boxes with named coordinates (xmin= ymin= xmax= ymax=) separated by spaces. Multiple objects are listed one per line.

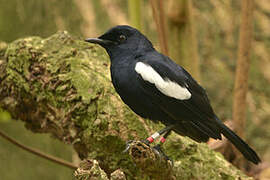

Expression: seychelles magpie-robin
xmin=85 ymin=25 xmax=260 ymax=164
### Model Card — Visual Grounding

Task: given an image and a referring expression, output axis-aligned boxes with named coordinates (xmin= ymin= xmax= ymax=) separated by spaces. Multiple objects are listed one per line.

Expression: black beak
xmin=85 ymin=38 xmax=116 ymax=46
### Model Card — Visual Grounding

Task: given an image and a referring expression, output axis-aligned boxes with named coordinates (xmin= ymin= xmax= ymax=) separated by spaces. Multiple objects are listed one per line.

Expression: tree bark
xmin=232 ymin=0 xmax=254 ymax=168
xmin=0 ymin=32 xmax=253 ymax=179
xmin=150 ymin=0 xmax=169 ymax=56
xmin=167 ymin=0 xmax=201 ymax=81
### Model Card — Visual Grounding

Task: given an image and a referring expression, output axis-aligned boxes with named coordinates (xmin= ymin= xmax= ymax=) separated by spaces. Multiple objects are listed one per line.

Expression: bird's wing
xmin=135 ymin=54 xmax=221 ymax=139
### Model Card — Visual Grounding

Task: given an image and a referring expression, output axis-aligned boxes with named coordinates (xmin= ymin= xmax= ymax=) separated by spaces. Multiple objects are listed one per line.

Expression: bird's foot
xmin=140 ymin=139 xmax=151 ymax=146
xmin=123 ymin=140 xmax=134 ymax=153
xmin=123 ymin=140 xmax=173 ymax=165
xmin=152 ymin=144 xmax=173 ymax=165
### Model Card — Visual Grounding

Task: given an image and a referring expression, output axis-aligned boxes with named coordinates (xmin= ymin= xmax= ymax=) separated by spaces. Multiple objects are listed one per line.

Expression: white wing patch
xmin=135 ymin=62 xmax=191 ymax=100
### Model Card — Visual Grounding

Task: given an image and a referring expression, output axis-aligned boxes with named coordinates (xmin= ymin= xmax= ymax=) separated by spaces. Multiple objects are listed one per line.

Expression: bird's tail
xmin=218 ymin=121 xmax=261 ymax=164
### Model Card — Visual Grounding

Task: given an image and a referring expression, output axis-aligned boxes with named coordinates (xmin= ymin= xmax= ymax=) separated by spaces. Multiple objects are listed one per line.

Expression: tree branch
xmin=232 ymin=0 xmax=254 ymax=168
xmin=0 ymin=32 xmax=253 ymax=179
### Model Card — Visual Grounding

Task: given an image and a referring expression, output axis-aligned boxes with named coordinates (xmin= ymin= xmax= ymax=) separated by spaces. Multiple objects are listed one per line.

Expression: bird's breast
xmin=110 ymin=64 xmax=140 ymax=102
xmin=110 ymin=64 xmax=163 ymax=120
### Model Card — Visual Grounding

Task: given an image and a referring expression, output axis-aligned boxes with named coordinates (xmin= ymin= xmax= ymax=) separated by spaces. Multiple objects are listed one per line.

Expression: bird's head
xmin=85 ymin=25 xmax=153 ymax=58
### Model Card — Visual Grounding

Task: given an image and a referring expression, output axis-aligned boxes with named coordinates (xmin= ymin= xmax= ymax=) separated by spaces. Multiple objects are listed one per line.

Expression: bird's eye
xmin=119 ymin=35 xmax=126 ymax=42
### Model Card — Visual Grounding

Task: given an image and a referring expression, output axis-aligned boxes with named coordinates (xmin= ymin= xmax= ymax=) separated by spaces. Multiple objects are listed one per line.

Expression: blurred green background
xmin=0 ymin=0 xmax=269 ymax=179
xmin=0 ymin=120 xmax=74 ymax=180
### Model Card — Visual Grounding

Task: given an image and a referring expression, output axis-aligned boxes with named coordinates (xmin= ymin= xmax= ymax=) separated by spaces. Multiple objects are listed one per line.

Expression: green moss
xmin=123 ymin=106 xmax=148 ymax=139
xmin=75 ymin=159 xmax=109 ymax=180
xmin=164 ymin=134 xmax=252 ymax=179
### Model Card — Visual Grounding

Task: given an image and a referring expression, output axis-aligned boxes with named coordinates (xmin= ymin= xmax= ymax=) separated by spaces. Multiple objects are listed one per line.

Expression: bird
xmin=85 ymin=25 xmax=261 ymax=164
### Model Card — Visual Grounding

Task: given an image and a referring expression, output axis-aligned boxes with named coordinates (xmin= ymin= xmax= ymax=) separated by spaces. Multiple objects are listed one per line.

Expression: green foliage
xmin=91 ymin=1 xmax=113 ymax=31
xmin=0 ymin=0 xmax=83 ymax=42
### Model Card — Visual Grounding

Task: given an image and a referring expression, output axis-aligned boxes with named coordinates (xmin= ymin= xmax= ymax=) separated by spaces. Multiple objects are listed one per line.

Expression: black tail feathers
xmin=219 ymin=123 xmax=261 ymax=164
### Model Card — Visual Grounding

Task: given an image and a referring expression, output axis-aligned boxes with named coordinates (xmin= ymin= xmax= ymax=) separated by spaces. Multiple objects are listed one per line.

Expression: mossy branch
xmin=0 ymin=32 xmax=252 ymax=179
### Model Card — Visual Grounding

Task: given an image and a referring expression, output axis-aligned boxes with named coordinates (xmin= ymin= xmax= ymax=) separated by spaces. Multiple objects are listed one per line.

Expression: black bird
xmin=85 ymin=25 xmax=261 ymax=164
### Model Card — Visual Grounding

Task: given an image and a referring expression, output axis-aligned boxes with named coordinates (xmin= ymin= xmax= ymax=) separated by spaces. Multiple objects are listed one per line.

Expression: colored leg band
xmin=146 ymin=132 xmax=161 ymax=144
xmin=151 ymin=132 xmax=160 ymax=139
xmin=160 ymin=137 xmax=166 ymax=143
xmin=147 ymin=137 xmax=154 ymax=143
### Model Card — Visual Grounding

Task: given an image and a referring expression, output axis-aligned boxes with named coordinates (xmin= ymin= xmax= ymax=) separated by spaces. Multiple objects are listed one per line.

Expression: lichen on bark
xmin=0 ymin=32 xmax=253 ymax=179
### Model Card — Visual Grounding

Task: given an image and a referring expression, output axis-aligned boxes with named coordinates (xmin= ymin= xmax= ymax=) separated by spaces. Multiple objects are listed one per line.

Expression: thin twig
xmin=0 ymin=129 xmax=78 ymax=170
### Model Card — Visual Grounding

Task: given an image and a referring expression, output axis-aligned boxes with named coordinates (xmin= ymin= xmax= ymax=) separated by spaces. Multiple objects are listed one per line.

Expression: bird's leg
xmin=158 ymin=128 xmax=172 ymax=144
xmin=144 ymin=125 xmax=174 ymax=145
xmin=152 ymin=129 xmax=173 ymax=162
xmin=123 ymin=125 xmax=174 ymax=153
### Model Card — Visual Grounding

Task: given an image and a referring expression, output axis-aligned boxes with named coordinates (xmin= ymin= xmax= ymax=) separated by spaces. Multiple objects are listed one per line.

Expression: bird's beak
xmin=85 ymin=38 xmax=116 ymax=46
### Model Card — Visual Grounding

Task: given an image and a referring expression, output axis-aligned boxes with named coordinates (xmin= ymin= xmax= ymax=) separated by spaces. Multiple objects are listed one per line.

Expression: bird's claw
xmin=140 ymin=139 xmax=151 ymax=146
xmin=123 ymin=140 xmax=134 ymax=153
xmin=152 ymin=144 xmax=174 ymax=165
xmin=124 ymin=140 xmax=173 ymax=165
